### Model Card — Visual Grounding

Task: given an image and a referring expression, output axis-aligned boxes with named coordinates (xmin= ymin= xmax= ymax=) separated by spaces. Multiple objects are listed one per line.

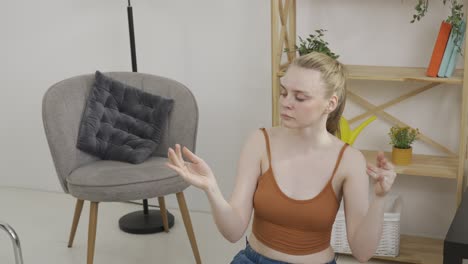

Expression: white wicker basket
xmin=331 ymin=195 xmax=402 ymax=257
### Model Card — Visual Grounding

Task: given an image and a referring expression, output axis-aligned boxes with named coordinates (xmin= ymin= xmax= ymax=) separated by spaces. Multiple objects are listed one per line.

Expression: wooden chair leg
xmin=158 ymin=197 xmax=169 ymax=232
xmin=87 ymin=202 xmax=99 ymax=264
xmin=68 ymin=199 xmax=84 ymax=248
xmin=176 ymin=192 xmax=202 ymax=264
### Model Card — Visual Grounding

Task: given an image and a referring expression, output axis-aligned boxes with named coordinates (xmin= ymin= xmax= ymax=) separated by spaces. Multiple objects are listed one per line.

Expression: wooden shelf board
xmin=278 ymin=64 xmax=463 ymax=84
xmin=338 ymin=235 xmax=443 ymax=263
xmin=361 ymin=150 xmax=458 ymax=179
xmin=346 ymin=65 xmax=463 ymax=84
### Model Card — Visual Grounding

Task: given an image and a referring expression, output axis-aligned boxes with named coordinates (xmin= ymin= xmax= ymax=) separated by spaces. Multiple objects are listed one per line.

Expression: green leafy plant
xmin=411 ymin=0 xmax=464 ymax=54
xmin=388 ymin=126 xmax=420 ymax=149
xmin=284 ymin=29 xmax=339 ymax=59
xmin=411 ymin=0 xmax=429 ymax=23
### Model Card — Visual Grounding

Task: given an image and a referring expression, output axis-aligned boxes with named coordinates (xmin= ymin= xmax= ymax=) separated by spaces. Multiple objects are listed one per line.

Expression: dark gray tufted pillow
xmin=76 ymin=71 xmax=174 ymax=164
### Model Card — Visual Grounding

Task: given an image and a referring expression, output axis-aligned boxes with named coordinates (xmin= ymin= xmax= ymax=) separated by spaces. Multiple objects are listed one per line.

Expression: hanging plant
xmin=411 ymin=0 xmax=464 ymax=53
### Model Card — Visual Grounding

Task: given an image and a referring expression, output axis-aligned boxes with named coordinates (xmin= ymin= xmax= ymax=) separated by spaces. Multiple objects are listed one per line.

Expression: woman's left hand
xmin=367 ymin=151 xmax=397 ymax=197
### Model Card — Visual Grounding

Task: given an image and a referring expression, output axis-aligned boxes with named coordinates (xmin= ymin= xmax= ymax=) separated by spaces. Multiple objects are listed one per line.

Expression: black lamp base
xmin=119 ymin=209 xmax=175 ymax=234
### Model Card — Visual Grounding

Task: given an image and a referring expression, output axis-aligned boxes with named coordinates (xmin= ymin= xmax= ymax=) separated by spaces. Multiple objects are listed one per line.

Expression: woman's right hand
xmin=165 ymin=144 xmax=216 ymax=192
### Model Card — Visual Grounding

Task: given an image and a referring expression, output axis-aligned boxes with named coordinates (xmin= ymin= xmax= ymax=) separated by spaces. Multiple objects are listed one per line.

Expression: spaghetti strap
xmin=329 ymin=143 xmax=349 ymax=182
xmin=260 ymin=128 xmax=272 ymax=164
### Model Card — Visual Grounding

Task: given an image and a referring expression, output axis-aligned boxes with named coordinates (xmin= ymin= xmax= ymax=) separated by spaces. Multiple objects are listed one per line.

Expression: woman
xmin=166 ymin=52 xmax=397 ymax=264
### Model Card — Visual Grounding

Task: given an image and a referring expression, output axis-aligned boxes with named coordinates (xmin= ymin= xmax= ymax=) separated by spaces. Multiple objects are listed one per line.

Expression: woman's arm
xmin=167 ymin=129 xmax=265 ymax=243
xmin=341 ymin=149 xmax=396 ymax=263
xmin=205 ymin=129 xmax=265 ymax=242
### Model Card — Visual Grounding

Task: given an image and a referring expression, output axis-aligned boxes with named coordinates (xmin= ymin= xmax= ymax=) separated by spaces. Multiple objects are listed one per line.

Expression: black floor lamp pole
xmin=127 ymin=0 xmax=137 ymax=72
xmin=118 ymin=0 xmax=175 ymax=234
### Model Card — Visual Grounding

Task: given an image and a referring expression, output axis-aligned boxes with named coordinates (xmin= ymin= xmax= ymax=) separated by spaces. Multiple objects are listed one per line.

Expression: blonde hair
xmin=291 ymin=52 xmax=347 ymax=136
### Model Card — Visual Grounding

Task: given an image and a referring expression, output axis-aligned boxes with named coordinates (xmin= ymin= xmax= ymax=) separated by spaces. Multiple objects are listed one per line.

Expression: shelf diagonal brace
xmin=277 ymin=0 xmax=292 ymax=63
xmin=347 ymin=90 xmax=457 ymax=156
xmin=349 ymin=82 xmax=441 ymax=124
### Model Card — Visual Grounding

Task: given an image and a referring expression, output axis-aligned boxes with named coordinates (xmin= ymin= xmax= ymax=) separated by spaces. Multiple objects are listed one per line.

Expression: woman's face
xmin=279 ymin=65 xmax=335 ymax=129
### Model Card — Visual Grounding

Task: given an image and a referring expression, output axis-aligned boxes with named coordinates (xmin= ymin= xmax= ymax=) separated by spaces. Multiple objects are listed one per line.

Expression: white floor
xmin=0 ymin=187 xmax=453 ymax=264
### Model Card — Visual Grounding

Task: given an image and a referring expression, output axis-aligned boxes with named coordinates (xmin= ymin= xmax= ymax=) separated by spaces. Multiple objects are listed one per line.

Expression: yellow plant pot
xmin=392 ymin=146 xmax=412 ymax=165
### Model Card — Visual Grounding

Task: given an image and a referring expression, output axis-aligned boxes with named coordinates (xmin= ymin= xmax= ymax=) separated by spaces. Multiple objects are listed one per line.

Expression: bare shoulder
xmin=340 ymin=144 xmax=367 ymax=178
xmin=244 ymin=128 xmax=266 ymax=146
xmin=255 ymin=126 xmax=283 ymax=145
xmin=241 ymin=128 xmax=268 ymax=157
xmin=237 ymin=128 xmax=269 ymax=179
xmin=264 ymin=126 xmax=281 ymax=137
xmin=342 ymin=144 xmax=365 ymax=162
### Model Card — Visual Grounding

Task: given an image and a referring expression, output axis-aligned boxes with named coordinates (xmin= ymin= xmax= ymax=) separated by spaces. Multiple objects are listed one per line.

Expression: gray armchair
xmin=42 ymin=72 xmax=201 ymax=264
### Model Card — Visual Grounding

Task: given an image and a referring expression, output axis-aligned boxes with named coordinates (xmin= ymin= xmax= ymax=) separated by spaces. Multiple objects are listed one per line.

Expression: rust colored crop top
xmin=252 ymin=128 xmax=348 ymax=255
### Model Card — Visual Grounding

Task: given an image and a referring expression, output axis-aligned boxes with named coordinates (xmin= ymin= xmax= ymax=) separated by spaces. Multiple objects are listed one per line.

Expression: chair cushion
xmin=76 ymin=71 xmax=174 ymax=164
xmin=66 ymin=156 xmax=190 ymax=202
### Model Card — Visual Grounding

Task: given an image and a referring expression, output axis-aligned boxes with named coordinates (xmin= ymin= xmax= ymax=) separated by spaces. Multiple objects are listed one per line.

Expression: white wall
xmin=1 ymin=0 xmax=464 ymax=240
xmin=1 ymin=0 xmax=271 ymax=214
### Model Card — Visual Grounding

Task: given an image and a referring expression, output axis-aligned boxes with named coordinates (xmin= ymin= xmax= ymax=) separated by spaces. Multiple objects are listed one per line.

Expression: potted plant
xmin=388 ymin=125 xmax=420 ymax=165
xmin=284 ymin=29 xmax=340 ymax=59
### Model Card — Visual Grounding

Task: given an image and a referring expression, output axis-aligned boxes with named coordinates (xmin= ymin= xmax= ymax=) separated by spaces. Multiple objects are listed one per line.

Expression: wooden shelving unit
xmin=341 ymin=235 xmax=443 ymax=264
xmin=270 ymin=0 xmax=468 ymax=262
xmin=361 ymin=150 xmax=459 ymax=180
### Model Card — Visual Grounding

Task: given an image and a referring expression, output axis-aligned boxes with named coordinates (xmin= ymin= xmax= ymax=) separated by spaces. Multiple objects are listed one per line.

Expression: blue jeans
xmin=230 ymin=238 xmax=337 ymax=264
